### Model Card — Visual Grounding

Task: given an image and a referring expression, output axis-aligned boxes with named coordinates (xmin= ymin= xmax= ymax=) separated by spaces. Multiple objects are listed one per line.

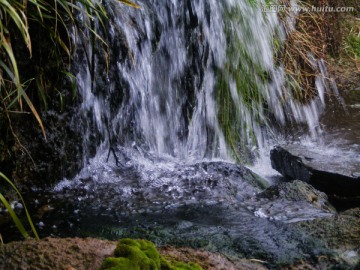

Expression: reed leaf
xmin=0 ymin=172 xmax=39 ymax=239
xmin=0 ymin=0 xmax=31 ymax=52
xmin=0 ymin=193 xmax=29 ymax=238
xmin=118 ymin=0 xmax=140 ymax=9
xmin=20 ymin=87 xmax=46 ymax=139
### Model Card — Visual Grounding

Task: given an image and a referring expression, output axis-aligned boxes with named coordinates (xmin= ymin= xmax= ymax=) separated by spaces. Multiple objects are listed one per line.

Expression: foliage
xmin=344 ymin=25 xmax=360 ymax=68
xmin=0 ymin=0 xmax=139 ymax=137
xmin=275 ymin=0 xmax=329 ymax=102
xmin=101 ymin=238 xmax=202 ymax=270
xmin=347 ymin=35 xmax=360 ymax=58
xmin=0 ymin=172 xmax=38 ymax=239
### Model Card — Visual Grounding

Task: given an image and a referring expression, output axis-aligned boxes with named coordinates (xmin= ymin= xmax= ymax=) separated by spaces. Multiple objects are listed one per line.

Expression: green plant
xmin=101 ymin=238 xmax=202 ymax=270
xmin=0 ymin=0 xmax=139 ymax=137
xmin=0 ymin=172 xmax=38 ymax=239
xmin=346 ymin=31 xmax=360 ymax=59
xmin=215 ymin=5 xmax=274 ymax=162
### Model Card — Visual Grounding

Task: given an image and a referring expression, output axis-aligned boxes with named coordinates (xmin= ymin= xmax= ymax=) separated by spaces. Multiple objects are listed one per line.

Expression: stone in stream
xmin=270 ymin=145 xmax=360 ymax=201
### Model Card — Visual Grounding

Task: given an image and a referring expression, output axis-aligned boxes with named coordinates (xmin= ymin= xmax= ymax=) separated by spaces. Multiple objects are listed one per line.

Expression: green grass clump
xmin=347 ymin=35 xmax=360 ymax=58
xmin=101 ymin=239 xmax=202 ymax=270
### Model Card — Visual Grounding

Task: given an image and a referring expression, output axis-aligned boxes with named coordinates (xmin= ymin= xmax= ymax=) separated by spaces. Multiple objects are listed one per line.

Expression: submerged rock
xmin=270 ymin=145 xmax=360 ymax=200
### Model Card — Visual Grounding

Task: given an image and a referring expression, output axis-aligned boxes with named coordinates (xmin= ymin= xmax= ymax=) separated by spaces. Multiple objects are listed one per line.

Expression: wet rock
xmin=270 ymin=145 xmax=360 ymax=200
xmin=295 ymin=208 xmax=360 ymax=267
xmin=249 ymin=180 xmax=335 ymax=223
xmin=257 ymin=180 xmax=335 ymax=213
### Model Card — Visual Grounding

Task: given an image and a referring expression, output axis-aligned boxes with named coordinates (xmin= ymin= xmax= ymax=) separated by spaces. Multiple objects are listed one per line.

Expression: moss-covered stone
xmin=171 ymin=262 xmax=202 ymax=270
xmin=101 ymin=239 xmax=202 ymax=270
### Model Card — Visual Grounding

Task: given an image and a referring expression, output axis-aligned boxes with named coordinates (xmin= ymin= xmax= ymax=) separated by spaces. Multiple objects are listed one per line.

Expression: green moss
xmin=101 ymin=258 xmax=133 ymax=270
xmin=101 ymin=239 xmax=202 ymax=270
xmin=171 ymin=262 xmax=202 ymax=270
xmin=347 ymin=35 xmax=360 ymax=58
xmin=215 ymin=4 xmax=275 ymax=163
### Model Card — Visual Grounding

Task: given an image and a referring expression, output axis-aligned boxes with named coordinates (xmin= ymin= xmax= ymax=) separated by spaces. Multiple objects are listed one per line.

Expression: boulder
xmin=270 ymin=145 xmax=360 ymax=200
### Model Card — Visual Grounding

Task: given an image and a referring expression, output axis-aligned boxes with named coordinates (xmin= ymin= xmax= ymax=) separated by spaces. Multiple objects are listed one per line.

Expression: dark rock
xmin=270 ymin=145 xmax=360 ymax=200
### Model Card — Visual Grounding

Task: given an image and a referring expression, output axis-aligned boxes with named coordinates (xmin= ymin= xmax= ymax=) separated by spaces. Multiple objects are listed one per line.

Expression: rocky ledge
xmin=0 ymin=237 xmax=266 ymax=270
xmin=270 ymin=144 xmax=360 ymax=206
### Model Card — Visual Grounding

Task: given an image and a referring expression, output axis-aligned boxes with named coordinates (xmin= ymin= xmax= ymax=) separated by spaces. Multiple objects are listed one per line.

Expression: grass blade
xmin=0 ymin=193 xmax=29 ymax=239
xmin=20 ymin=87 xmax=46 ymax=139
xmin=117 ymin=0 xmax=140 ymax=9
xmin=0 ymin=172 xmax=39 ymax=240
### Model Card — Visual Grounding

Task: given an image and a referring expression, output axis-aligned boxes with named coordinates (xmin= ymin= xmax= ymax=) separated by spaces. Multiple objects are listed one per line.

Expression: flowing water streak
xmin=73 ymin=0 xmax=335 ymax=168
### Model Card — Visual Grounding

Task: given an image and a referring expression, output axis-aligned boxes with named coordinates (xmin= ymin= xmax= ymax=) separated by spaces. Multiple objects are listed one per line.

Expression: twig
xmin=4 ymin=108 xmax=36 ymax=167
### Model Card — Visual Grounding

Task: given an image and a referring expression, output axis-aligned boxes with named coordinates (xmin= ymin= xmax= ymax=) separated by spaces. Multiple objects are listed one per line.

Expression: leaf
xmin=0 ymin=172 xmax=39 ymax=240
xmin=117 ymin=0 xmax=140 ymax=9
xmin=20 ymin=88 xmax=47 ymax=140
xmin=0 ymin=0 xmax=32 ymax=53
xmin=0 ymin=193 xmax=29 ymax=239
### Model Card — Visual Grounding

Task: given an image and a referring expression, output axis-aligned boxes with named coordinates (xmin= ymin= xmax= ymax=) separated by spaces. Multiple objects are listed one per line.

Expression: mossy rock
xmin=101 ymin=239 xmax=202 ymax=270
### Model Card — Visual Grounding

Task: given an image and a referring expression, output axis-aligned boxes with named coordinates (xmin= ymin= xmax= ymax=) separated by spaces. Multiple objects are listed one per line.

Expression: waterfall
xmin=71 ymin=0 xmax=334 ymax=169
xmin=43 ymin=2 xmax=354 ymax=261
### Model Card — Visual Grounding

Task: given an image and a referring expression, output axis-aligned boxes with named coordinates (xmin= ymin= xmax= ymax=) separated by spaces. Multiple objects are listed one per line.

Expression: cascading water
xmin=75 ymin=0 xmax=229 ymax=161
xmin=67 ymin=0 xmax=337 ymax=186
xmin=73 ymin=0 xmax=334 ymax=167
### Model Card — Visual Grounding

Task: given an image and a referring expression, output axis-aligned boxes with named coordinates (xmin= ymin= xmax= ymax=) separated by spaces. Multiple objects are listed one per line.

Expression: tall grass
xmin=0 ymin=0 xmax=139 ymax=137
